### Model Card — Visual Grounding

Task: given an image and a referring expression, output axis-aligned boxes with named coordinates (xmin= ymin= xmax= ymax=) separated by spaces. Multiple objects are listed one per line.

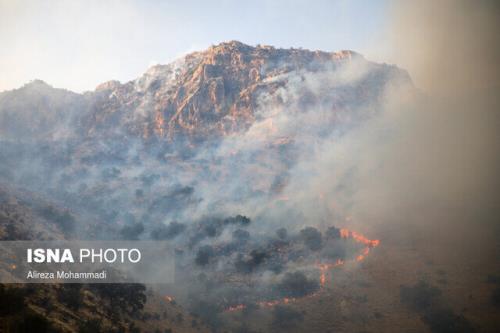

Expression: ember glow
xmin=341 ymin=228 xmax=380 ymax=262
xmin=318 ymin=259 xmax=344 ymax=287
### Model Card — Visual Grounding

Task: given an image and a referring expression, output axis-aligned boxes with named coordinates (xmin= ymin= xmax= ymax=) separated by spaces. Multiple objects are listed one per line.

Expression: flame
xmin=350 ymin=230 xmax=380 ymax=247
xmin=226 ymin=304 xmax=246 ymax=312
xmin=224 ymin=226 xmax=380 ymax=312
xmin=164 ymin=295 xmax=175 ymax=302
xmin=318 ymin=259 xmax=344 ymax=287
xmin=340 ymin=228 xmax=350 ymax=238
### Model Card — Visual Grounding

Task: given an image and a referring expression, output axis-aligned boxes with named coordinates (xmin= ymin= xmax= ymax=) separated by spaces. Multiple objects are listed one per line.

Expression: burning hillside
xmin=146 ymin=213 xmax=380 ymax=318
xmin=0 ymin=41 xmax=407 ymax=331
xmin=225 ymin=227 xmax=380 ymax=312
xmin=1 ymin=0 xmax=499 ymax=330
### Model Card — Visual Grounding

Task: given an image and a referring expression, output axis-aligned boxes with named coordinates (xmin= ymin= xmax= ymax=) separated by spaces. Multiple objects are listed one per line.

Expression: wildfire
xmin=340 ymin=228 xmax=350 ymax=238
xmin=320 ymin=269 xmax=326 ymax=286
xmin=225 ymin=226 xmax=380 ymax=312
xmin=340 ymin=228 xmax=379 ymax=262
xmin=347 ymin=229 xmax=380 ymax=247
xmin=318 ymin=259 xmax=344 ymax=287
xmin=226 ymin=304 xmax=246 ymax=311
xmin=164 ymin=295 xmax=175 ymax=303
xmin=258 ymin=297 xmax=295 ymax=307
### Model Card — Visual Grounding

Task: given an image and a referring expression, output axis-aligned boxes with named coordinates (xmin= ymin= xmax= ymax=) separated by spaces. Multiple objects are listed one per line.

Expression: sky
xmin=0 ymin=0 xmax=389 ymax=93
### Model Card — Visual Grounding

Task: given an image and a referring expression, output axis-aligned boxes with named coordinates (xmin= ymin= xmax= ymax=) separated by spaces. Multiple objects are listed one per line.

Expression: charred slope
xmin=0 ymin=185 xmax=209 ymax=333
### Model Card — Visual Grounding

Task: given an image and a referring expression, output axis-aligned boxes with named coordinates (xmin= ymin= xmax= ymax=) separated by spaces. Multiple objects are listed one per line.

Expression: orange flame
xmin=226 ymin=304 xmax=245 ymax=312
xmin=340 ymin=228 xmax=350 ymax=238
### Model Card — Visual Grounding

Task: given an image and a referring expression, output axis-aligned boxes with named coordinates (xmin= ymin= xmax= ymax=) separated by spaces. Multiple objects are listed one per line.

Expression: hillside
xmin=0 ymin=41 xmax=418 ymax=333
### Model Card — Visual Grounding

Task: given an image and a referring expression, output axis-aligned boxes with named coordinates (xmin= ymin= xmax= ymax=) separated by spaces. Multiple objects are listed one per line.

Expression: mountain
xmin=0 ymin=41 xmax=411 ymax=143
xmin=0 ymin=40 xmax=414 ymax=255
xmin=0 ymin=41 xmax=415 ymax=332
xmin=0 ymin=40 xmax=414 ymax=236
xmin=0 ymin=80 xmax=86 ymax=141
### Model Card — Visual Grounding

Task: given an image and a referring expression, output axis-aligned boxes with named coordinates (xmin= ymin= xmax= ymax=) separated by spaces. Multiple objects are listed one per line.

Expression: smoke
xmin=389 ymin=1 xmax=500 ymax=99
xmin=2 ymin=4 xmax=498 ymax=327
xmin=287 ymin=0 xmax=500 ymax=239
xmin=377 ymin=1 xmax=500 ymax=232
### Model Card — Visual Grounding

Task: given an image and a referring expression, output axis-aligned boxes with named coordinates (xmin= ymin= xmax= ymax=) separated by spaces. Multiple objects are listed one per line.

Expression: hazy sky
xmin=0 ymin=0 xmax=388 ymax=92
